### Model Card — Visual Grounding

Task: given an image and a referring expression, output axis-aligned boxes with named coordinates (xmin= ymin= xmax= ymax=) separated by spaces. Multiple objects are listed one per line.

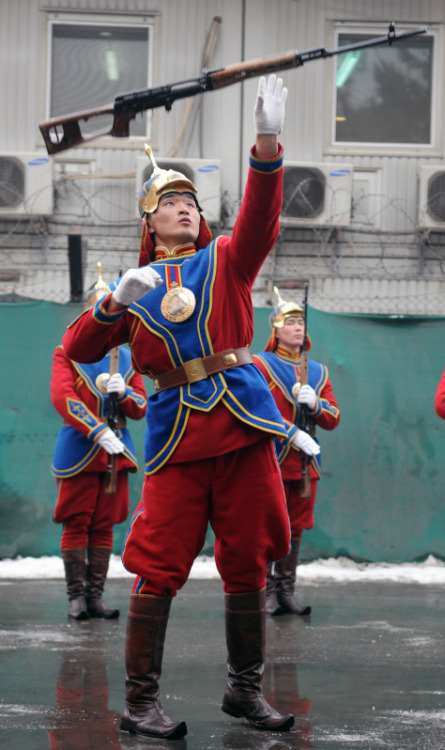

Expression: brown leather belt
xmin=153 ymin=347 xmax=253 ymax=393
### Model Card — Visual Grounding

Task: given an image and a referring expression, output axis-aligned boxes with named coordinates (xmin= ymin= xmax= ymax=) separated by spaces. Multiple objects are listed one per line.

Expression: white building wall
xmin=0 ymin=0 xmax=444 ymax=314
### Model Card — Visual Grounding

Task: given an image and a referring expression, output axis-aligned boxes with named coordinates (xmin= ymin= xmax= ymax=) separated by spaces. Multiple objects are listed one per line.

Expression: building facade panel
xmin=0 ymin=0 xmax=444 ymax=314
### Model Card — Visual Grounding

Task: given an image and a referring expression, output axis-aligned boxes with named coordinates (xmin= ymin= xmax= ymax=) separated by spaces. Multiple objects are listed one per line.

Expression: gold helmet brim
xmin=139 ymin=171 xmax=199 ymax=215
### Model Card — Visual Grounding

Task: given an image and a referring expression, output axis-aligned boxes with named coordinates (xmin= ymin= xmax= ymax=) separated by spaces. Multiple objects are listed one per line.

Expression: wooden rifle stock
xmin=298 ymin=282 xmax=312 ymax=500
xmin=105 ymin=347 xmax=120 ymax=495
xmin=39 ymin=23 xmax=426 ymax=155
xmin=299 ymin=350 xmax=312 ymax=500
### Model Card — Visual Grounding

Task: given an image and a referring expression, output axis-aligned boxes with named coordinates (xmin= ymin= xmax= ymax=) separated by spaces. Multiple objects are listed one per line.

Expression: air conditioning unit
xmin=281 ymin=162 xmax=353 ymax=227
xmin=135 ymin=156 xmax=222 ymax=223
xmin=0 ymin=152 xmax=53 ymax=216
xmin=417 ymin=165 xmax=445 ymax=229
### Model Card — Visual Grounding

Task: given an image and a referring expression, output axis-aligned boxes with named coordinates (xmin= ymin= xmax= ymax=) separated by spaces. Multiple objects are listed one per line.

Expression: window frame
xmin=41 ymin=10 xmax=159 ymax=151
xmin=324 ymin=21 xmax=444 ymax=158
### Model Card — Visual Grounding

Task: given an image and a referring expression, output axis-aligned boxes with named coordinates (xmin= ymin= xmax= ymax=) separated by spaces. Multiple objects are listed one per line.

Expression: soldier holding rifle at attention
xmin=62 ymin=75 xmax=296 ymax=740
xmin=50 ymin=266 xmax=147 ymax=621
xmin=254 ymin=288 xmax=340 ymax=616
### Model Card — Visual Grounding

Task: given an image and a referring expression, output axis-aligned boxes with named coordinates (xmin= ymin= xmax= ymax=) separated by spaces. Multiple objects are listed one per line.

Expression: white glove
xmin=97 ymin=427 xmax=124 ymax=455
xmin=253 ymin=74 xmax=288 ymax=135
xmin=298 ymin=384 xmax=317 ymax=410
xmin=113 ymin=266 xmax=163 ymax=307
xmin=107 ymin=373 xmax=126 ymax=396
xmin=292 ymin=430 xmax=320 ymax=456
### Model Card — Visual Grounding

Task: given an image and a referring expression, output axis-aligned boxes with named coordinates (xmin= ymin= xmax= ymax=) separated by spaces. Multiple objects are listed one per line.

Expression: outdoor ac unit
xmin=281 ymin=162 xmax=353 ymax=227
xmin=135 ymin=156 xmax=222 ymax=223
xmin=0 ymin=152 xmax=53 ymax=216
xmin=417 ymin=165 xmax=445 ymax=229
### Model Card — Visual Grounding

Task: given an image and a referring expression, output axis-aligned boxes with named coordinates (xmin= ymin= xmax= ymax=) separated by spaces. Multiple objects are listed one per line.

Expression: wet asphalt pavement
xmin=0 ymin=577 xmax=444 ymax=750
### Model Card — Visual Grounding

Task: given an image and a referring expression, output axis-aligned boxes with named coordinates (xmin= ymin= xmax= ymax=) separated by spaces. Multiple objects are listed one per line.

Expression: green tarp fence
xmin=1 ymin=300 xmax=444 ymax=563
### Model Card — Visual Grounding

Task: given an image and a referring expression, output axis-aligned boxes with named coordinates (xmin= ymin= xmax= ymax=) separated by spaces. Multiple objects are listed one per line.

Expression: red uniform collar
xmin=153 ymin=243 xmax=197 ymax=261
xmin=275 ymin=345 xmax=301 ymax=361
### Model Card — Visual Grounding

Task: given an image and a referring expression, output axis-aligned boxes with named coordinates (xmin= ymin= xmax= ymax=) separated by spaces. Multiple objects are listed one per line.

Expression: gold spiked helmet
xmin=138 ymin=144 xmax=200 ymax=216
xmin=269 ymin=286 xmax=304 ymax=329
xmin=264 ymin=286 xmax=311 ymax=353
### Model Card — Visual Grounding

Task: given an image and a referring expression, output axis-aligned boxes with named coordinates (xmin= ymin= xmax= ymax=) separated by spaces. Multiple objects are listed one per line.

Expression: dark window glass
xmin=50 ymin=23 xmax=150 ymax=137
xmin=335 ymin=33 xmax=433 ymax=145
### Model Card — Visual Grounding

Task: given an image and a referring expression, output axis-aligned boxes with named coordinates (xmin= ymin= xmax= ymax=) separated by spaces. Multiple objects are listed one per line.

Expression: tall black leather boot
xmin=120 ymin=594 xmax=187 ymax=739
xmin=86 ymin=546 xmax=119 ymax=619
xmin=61 ymin=547 xmax=89 ymax=620
xmin=275 ymin=538 xmax=311 ymax=616
xmin=265 ymin=564 xmax=283 ymax=616
xmin=221 ymin=588 xmax=294 ymax=731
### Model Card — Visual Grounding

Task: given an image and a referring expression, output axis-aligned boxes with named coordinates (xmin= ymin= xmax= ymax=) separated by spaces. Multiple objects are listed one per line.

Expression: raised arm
xmin=229 ymin=75 xmax=287 ymax=282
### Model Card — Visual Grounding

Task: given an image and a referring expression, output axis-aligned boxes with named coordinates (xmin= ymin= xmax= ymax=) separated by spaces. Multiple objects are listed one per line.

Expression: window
xmin=46 ymin=13 xmax=155 ymax=141
xmin=332 ymin=25 xmax=437 ymax=149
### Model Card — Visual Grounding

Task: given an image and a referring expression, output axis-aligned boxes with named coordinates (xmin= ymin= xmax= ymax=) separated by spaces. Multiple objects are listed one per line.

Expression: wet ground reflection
xmin=47 ymin=629 xmax=120 ymax=749
xmin=0 ymin=578 xmax=444 ymax=749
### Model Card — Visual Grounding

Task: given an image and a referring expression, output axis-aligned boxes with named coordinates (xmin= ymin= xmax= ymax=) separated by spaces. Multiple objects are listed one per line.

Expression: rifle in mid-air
xmin=39 ymin=23 xmax=426 ymax=155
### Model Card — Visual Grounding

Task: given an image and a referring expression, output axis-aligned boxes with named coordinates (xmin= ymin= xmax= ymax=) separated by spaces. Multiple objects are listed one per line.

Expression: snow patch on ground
xmin=0 ymin=553 xmax=444 ymax=583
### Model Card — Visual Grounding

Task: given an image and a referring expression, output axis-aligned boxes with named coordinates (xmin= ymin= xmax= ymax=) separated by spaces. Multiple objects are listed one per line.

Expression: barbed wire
xmin=1 ymin=174 xmax=445 ymax=315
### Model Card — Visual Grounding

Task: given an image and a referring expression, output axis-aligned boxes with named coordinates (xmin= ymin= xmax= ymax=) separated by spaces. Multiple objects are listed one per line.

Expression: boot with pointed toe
xmin=275 ymin=538 xmax=311 ymax=616
xmin=86 ymin=546 xmax=119 ymax=619
xmin=222 ymin=588 xmax=294 ymax=732
xmin=120 ymin=594 xmax=187 ymax=740
xmin=61 ymin=547 xmax=89 ymax=621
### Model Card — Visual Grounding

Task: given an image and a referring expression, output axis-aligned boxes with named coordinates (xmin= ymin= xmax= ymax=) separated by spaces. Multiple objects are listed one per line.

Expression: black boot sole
xmin=68 ymin=610 xmax=90 ymax=621
xmin=87 ymin=609 xmax=120 ymax=619
xmin=222 ymin=703 xmax=294 ymax=732
xmin=280 ymin=604 xmax=312 ymax=616
xmin=120 ymin=718 xmax=188 ymax=739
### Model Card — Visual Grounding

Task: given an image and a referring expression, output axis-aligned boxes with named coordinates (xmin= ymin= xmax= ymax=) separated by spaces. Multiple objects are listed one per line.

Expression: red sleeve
xmin=435 ymin=368 xmax=445 ymax=419
xmin=313 ymin=378 xmax=341 ymax=431
xmin=62 ymin=294 xmax=131 ymax=363
xmin=117 ymin=370 xmax=147 ymax=421
xmin=50 ymin=346 xmax=104 ymax=438
xmin=227 ymin=145 xmax=283 ymax=285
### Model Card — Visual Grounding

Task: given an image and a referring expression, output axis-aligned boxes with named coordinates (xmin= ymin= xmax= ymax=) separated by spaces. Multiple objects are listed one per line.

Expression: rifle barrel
xmin=38 ymin=23 xmax=427 ymax=155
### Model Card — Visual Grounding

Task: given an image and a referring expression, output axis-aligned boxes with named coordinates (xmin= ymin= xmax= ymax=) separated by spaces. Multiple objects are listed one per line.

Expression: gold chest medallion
xmin=96 ymin=373 xmax=111 ymax=393
xmin=161 ymin=286 xmax=196 ymax=322
xmin=291 ymin=381 xmax=301 ymax=400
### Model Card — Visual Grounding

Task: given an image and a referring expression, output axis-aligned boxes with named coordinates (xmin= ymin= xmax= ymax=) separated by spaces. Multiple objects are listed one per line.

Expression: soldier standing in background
xmin=50 ymin=266 xmax=147 ymax=621
xmin=254 ymin=289 xmax=340 ymax=616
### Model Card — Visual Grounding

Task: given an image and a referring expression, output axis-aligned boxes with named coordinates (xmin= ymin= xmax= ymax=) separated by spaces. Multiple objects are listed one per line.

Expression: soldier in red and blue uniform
xmin=51 ymin=270 xmax=147 ymax=621
xmin=254 ymin=290 xmax=340 ymax=616
xmin=62 ymin=76 xmax=295 ymax=739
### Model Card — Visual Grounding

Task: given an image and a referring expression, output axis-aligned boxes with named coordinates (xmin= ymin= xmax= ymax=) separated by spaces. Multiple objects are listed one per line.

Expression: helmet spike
xmin=273 ymin=286 xmax=285 ymax=305
xmin=84 ymin=261 xmax=110 ymax=309
xmin=94 ymin=261 xmax=108 ymax=293
xmin=144 ymin=143 xmax=163 ymax=177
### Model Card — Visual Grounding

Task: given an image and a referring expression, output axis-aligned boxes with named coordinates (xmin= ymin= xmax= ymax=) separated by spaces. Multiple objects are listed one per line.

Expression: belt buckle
xmin=223 ymin=352 xmax=237 ymax=366
xmin=183 ymin=357 xmax=207 ymax=384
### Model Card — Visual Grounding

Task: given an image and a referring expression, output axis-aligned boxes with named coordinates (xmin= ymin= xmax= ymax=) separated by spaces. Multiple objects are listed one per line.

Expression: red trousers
xmin=283 ymin=478 xmax=318 ymax=537
xmin=122 ymin=439 xmax=291 ymax=596
xmin=54 ymin=471 xmax=129 ymax=549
